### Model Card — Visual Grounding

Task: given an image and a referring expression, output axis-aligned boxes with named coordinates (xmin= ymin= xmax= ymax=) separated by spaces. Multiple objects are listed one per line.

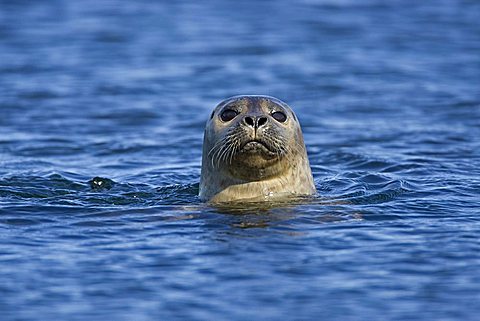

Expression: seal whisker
xmin=212 ymin=138 xmax=230 ymax=169
xmin=216 ymin=142 xmax=230 ymax=168
xmin=208 ymin=141 xmax=223 ymax=169
xmin=218 ymin=137 xmax=233 ymax=167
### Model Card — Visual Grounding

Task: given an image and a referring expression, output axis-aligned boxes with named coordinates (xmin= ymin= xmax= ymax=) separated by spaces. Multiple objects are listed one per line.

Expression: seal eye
xmin=272 ymin=111 xmax=287 ymax=123
xmin=220 ymin=109 xmax=238 ymax=122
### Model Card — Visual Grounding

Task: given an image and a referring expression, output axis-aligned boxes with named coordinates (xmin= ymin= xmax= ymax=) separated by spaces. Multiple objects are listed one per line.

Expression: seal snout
xmin=243 ymin=115 xmax=268 ymax=129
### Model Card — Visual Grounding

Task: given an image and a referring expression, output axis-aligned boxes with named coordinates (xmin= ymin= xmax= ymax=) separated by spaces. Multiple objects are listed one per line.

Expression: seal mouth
xmin=241 ymin=140 xmax=275 ymax=155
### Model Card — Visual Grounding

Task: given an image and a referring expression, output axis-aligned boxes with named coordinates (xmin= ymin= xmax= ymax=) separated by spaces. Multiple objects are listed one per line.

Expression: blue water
xmin=1 ymin=1 xmax=479 ymax=320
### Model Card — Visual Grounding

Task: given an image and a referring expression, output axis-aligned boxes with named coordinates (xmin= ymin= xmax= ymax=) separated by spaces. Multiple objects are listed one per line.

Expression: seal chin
xmin=232 ymin=140 xmax=279 ymax=176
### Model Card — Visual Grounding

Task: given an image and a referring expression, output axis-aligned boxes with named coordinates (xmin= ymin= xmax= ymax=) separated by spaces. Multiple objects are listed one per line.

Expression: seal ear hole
xmin=210 ymin=111 xmax=215 ymax=119
xmin=220 ymin=109 xmax=238 ymax=122
xmin=272 ymin=111 xmax=287 ymax=123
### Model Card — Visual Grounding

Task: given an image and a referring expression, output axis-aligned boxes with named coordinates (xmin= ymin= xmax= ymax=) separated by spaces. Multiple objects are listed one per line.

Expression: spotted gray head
xmin=202 ymin=95 xmax=307 ymax=181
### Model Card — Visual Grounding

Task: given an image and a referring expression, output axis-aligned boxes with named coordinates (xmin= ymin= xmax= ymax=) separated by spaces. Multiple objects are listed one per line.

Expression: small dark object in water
xmin=89 ymin=177 xmax=115 ymax=190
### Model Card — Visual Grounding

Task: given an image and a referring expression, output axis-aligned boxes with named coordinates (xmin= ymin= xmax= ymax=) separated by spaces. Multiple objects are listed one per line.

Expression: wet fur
xmin=199 ymin=95 xmax=316 ymax=203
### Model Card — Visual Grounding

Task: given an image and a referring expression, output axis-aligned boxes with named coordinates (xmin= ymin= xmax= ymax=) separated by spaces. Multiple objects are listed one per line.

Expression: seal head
xmin=199 ymin=95 xmax=316 ymax=203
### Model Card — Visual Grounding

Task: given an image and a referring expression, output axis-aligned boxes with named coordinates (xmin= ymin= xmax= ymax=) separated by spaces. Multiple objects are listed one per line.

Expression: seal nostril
xmin=245 ymin=116 xmax=254 ymax=127
xmin=257 ymin=117 xmax=267 ymax=127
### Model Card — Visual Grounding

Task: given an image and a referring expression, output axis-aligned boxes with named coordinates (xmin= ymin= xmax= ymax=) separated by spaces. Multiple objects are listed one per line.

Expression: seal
xmin=199 ymin=95 xmax=316 ymax=203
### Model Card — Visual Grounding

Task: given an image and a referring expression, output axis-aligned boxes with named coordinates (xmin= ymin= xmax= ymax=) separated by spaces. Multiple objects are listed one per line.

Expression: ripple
xmin=1 ymin=1 xmax=480 ymax=320
xmin=0 ymin=218 xmax=40 ymax=226
xmin=0 ymin=172 xmax=201 ymax=208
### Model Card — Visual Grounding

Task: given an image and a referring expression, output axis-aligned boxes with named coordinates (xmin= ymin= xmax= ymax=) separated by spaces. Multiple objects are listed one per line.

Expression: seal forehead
xmin=216 ymin=95 xmax=291 ymax=113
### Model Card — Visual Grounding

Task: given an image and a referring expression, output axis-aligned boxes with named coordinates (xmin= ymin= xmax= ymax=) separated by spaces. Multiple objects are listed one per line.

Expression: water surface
xmin=1 ymin=1 xmax=479 ymax=320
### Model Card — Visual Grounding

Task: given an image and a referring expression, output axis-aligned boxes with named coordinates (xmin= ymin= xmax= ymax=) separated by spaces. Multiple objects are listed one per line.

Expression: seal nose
xmin=244 ymin=116 xmax=268 ymax=129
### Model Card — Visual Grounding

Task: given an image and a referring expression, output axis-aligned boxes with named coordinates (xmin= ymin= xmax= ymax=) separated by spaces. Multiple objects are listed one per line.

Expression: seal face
xmin=199 ymin=95 xmax=316 ymax=203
